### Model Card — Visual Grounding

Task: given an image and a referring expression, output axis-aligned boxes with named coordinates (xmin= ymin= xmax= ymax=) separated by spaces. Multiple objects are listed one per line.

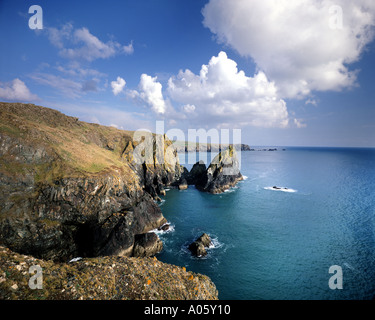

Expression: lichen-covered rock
xmin=0 ymin=245 xmax=218 ymax=300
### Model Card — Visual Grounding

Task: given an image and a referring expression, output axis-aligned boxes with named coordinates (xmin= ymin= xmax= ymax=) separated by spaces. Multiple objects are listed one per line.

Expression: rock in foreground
xmin=0 ymin=245 xmax=218 ymax=300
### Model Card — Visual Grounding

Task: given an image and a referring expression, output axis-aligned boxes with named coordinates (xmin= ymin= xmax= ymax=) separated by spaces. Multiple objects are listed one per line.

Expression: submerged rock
xmin=188 ymin=233 xmax=212 ymax=257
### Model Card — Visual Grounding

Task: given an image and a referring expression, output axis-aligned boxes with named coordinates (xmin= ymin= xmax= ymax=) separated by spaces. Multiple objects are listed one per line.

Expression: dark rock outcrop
xmin=188 ymin=233 xmax=212 ymax=257
xmin=132 ymin=232 xmax=163 ymax=257
xmin=195 ymin=145 xmax=243 ymax=194
xmin=186 ymin=160 xmax=207 ymax=185
xmin=240 ymin=144 xmax=251 ymax=151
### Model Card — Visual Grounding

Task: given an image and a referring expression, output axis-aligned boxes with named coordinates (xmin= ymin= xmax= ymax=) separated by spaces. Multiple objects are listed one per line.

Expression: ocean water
xmin=155 ymin=147 xmax=375 ymax=300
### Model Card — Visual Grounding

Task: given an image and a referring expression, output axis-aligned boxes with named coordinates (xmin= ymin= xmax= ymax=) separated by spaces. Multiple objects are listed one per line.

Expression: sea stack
xmin=188 ymin=233 xmax=212 ymax=257
xmin=195 ymin=145 xmax=243 ymax=194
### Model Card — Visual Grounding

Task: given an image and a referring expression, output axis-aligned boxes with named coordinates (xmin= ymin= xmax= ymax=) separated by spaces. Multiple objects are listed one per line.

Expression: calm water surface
xmin=155 ymin=148 xmax=375 ymax=300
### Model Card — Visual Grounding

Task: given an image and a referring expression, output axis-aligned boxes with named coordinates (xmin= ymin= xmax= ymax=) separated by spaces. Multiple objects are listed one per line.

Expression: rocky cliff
xmin=0 ymin=102 xmax=183 ymax=262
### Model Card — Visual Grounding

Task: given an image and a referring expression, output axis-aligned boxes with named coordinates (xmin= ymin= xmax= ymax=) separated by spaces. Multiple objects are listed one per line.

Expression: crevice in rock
xmin=73 ymin=221 xmax=96 ymax=258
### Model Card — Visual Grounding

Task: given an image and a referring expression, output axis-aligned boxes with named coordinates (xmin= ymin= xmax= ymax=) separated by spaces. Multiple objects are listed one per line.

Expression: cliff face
xmin=0 ymin=102 xmax=183 ymax=261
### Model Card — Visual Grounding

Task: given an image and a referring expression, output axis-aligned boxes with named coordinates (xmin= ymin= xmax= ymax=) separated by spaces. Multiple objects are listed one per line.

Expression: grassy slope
xmin=0 ymin=102 xmax=138 ymax=181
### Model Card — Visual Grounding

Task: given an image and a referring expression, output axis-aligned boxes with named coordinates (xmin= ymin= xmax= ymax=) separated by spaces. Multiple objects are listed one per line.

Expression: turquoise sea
xmin=155 ymin=147 xmax=375 ymax=300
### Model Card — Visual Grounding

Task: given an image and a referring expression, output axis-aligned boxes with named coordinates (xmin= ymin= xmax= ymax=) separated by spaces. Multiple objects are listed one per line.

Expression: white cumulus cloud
xmin=129 ymin=74 xmax=167 ymax=114
xmin=167 ymin=51 xmax=289 ymax=128
xmin=0 ymin=79 xmax=39 ymax=102
xmin=111 ymin=76 xmax=126 ymax=95
xmin=202 ymin=0 xmax=375 ymax=98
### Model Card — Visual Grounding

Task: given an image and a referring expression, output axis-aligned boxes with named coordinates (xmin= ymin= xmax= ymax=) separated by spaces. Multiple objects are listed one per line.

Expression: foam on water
xmin=264 ymin=186 xmax=297 ymax=193
xmin=223 ymin=186 xmax=239 ymax=193
xmin=149 ymin=222 xmax=175 ymax=235
xmin=158 ymin=199 xmax=166 ymax=206
xmin=344 ymin=262 xmax=355 ymax=271
xmin=207 ymin=235 xmax=224 ymax=250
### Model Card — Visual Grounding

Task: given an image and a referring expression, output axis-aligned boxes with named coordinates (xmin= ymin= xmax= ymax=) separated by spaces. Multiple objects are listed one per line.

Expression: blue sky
xmin=0 ymin=0 xmax=374 ymax=147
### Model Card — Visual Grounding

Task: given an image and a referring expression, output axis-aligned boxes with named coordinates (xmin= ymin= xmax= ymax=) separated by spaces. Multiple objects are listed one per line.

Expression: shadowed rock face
xmin=132 ymin=232 xmax=163 ymax=257
xmin=0 ymin=102 xmax=182 ymax=261
xmin=186 ymin=160 xmax=207 ymax=186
